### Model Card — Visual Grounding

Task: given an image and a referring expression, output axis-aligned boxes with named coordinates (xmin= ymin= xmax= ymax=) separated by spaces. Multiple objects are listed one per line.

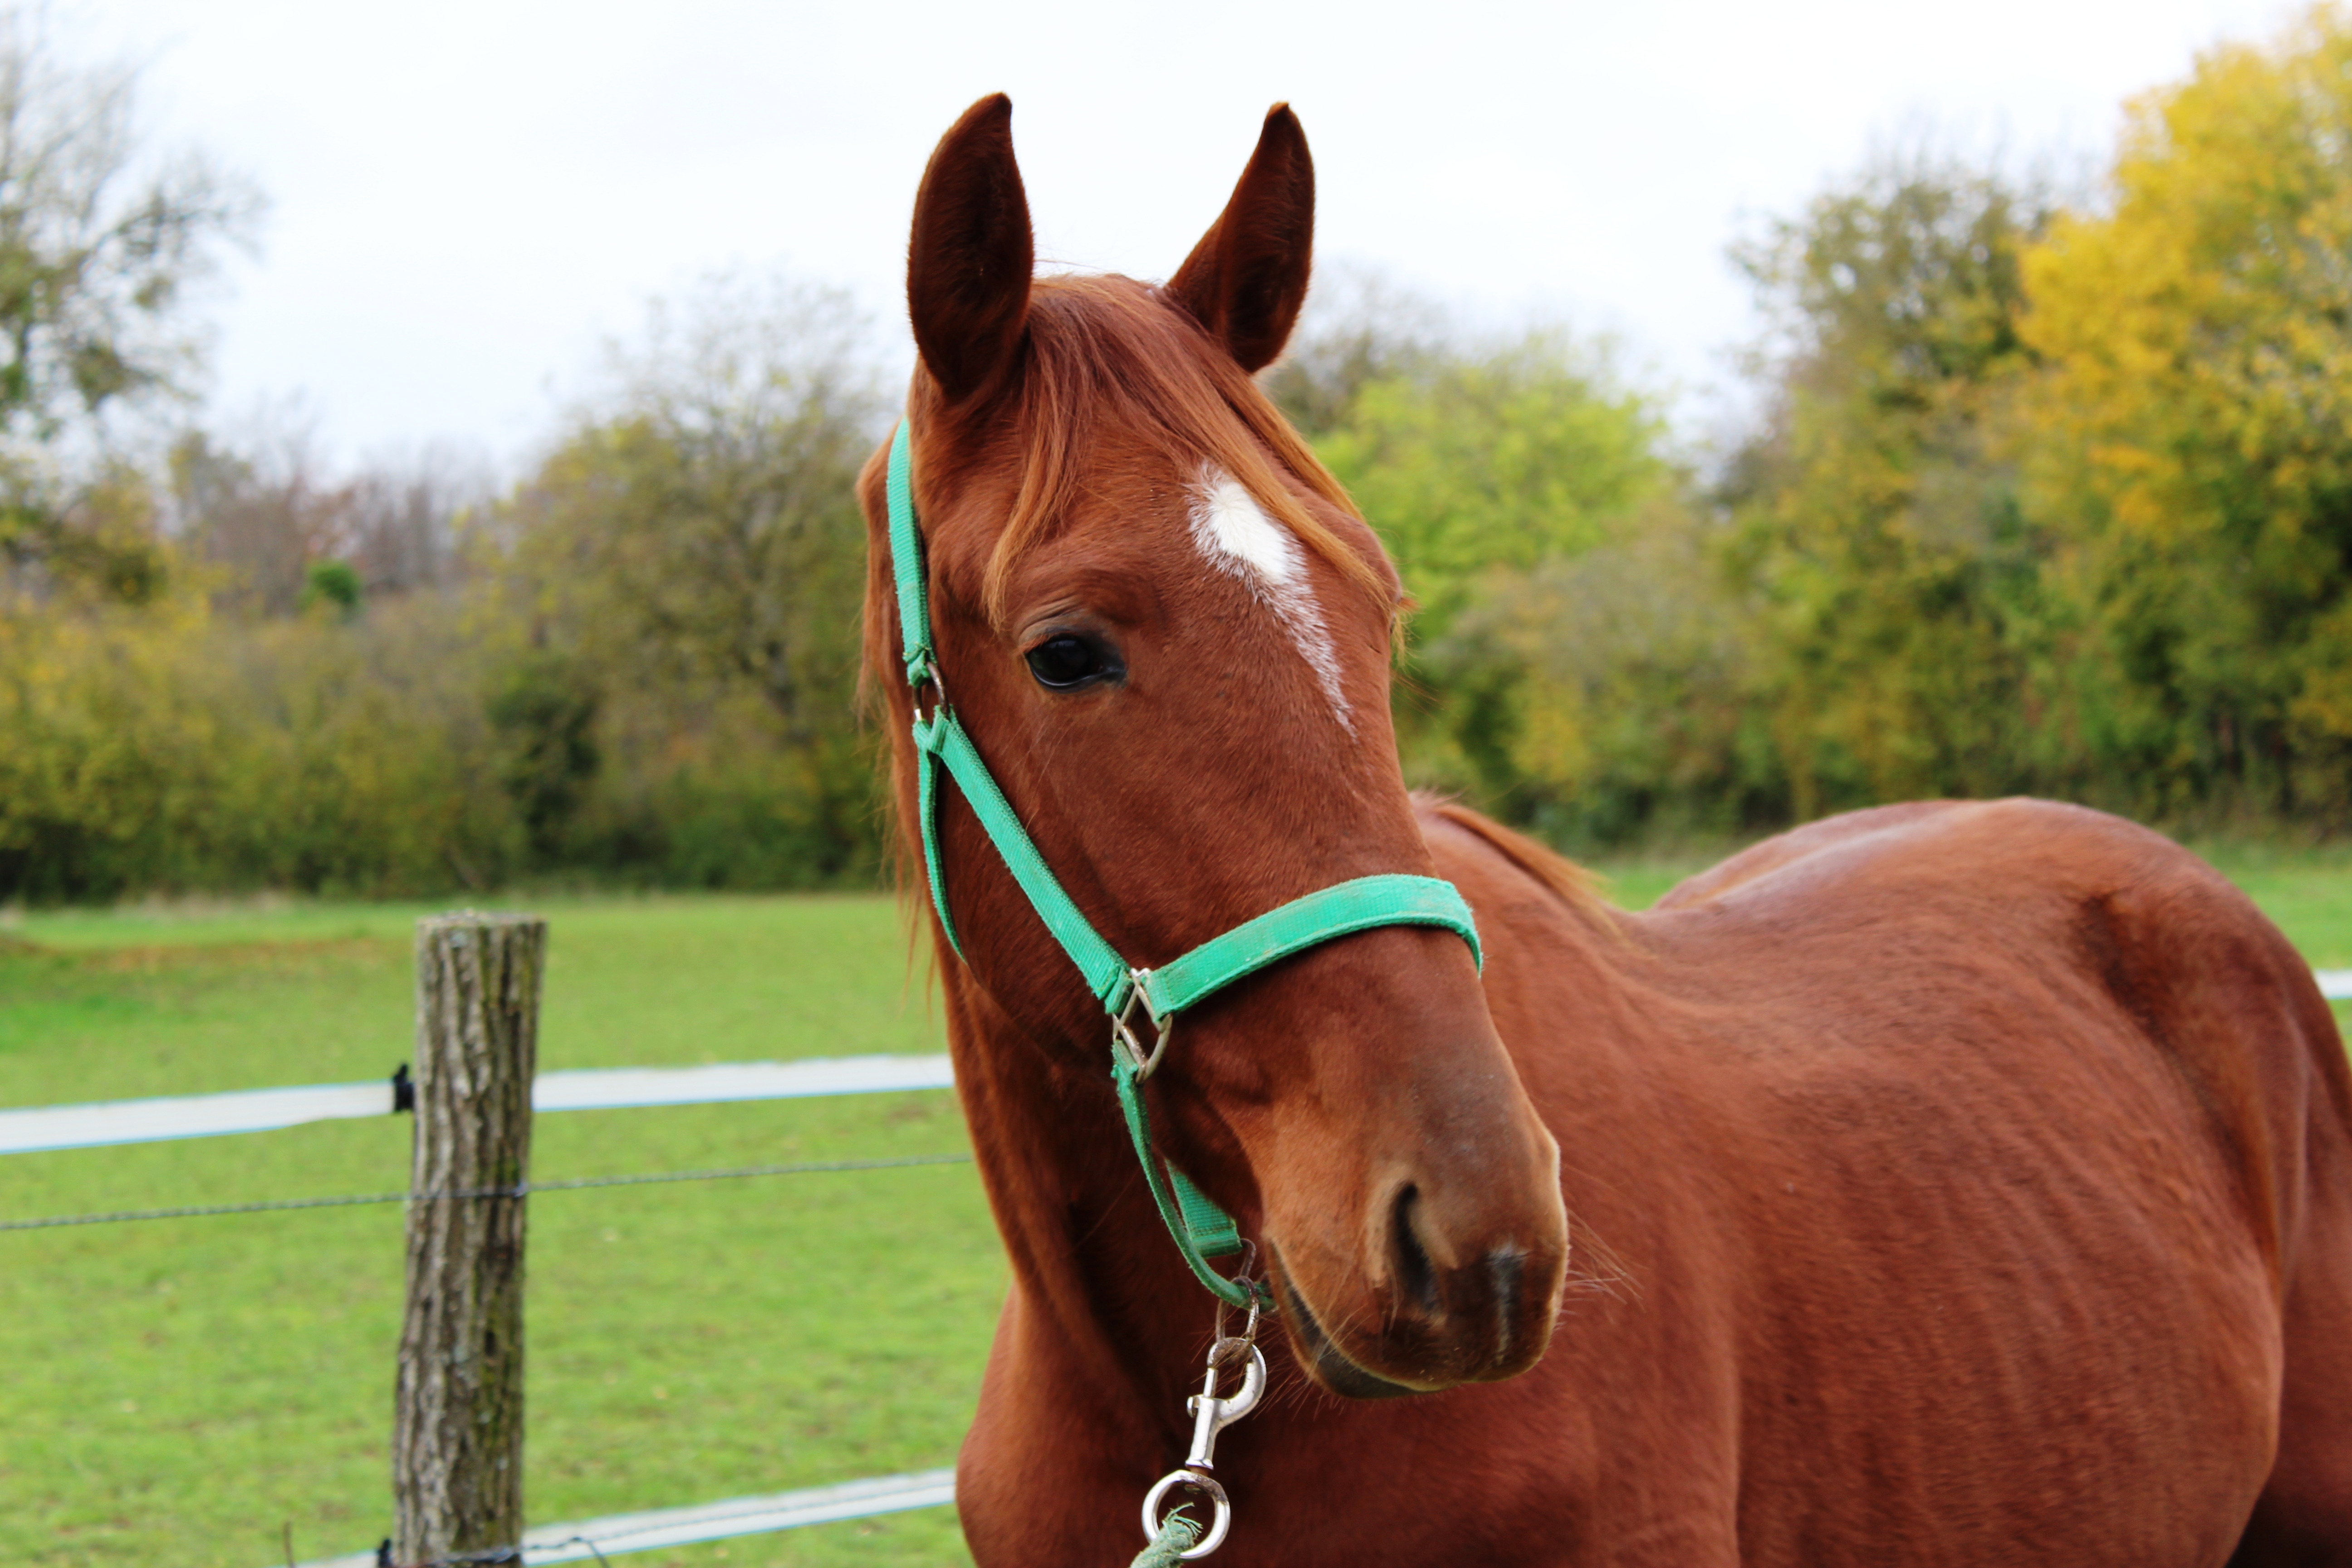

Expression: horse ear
xmin=908 ymin=93 xmax=1034 ymax=404
xmin=1166 ymin=103 xmax=1315 ymax=373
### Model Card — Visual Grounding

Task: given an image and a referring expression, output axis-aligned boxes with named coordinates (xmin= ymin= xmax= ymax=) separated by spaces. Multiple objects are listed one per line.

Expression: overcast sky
xmin=71 ymin=0 xmax=2300 ymax=468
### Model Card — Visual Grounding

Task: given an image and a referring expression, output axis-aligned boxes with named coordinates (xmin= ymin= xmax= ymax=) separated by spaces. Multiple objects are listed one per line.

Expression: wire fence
xmin=3 ymin=1034 xmax=981 ymax=1565
xmin=0 ymin=1152 xmax=974 ymax=1233
xmin=7 ymin=1103 xmax=980 ymax=1563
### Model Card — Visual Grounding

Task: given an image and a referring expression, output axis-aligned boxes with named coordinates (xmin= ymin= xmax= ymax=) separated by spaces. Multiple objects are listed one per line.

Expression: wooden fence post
xmin=394 ymin=911 xmax=546 ymax=1566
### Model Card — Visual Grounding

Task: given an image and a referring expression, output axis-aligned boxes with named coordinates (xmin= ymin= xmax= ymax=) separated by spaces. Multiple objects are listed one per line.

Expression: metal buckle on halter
xmin=1111 ymin=969 xmax=1173 ymax=1080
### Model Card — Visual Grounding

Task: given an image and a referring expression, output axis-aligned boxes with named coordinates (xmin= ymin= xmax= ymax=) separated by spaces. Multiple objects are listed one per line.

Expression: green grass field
xmin=1 ymin=897 xmax=987 ymax=1568
xmin=3 ymin=844 xmax=2349 ymax=1568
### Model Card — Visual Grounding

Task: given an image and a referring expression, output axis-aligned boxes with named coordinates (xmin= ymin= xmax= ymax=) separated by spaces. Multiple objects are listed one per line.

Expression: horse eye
xmin=1025 ymin=632 xmax=1117 ymax=691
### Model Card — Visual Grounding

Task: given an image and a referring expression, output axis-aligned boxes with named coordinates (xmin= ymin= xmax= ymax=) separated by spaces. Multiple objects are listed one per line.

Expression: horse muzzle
xmin=1270 ymin=1160 xmax=1568 ymax=1397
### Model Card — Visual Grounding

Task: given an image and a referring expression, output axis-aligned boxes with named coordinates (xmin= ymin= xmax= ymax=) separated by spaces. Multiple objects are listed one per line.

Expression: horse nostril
xmin=1392 ymin=1184 xmax=1440 ymax=1316
xmin=1488 ymin=1246 xmax=1526 ymax=1362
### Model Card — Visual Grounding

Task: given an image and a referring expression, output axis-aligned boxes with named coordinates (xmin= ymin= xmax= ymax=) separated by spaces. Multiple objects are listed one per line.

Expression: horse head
xmin=861 ymin=94 xmax=1568 ymax=1396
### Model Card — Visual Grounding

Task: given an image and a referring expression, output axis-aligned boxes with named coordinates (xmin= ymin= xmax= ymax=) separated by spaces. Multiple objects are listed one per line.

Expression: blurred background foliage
xmin=0 ymin=270 xmax=889 ymax=901
xmin=11 ymin=4 xmax=2352 ymax=902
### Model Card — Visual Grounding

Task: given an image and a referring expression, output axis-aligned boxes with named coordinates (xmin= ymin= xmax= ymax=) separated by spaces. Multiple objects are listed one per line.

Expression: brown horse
xmin=858 ymin=94 xmax=2352 ymax=1567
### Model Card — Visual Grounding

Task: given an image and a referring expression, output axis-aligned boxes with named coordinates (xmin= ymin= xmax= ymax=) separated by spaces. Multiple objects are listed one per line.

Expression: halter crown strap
xmin=884 ymin=417 xmax=1483 ymax=1310
xmin=887 ymin=417 xmax=935 ymax=686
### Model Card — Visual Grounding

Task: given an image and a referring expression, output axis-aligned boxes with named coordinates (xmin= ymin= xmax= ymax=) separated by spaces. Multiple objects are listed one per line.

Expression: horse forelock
xmin=973 ymin=275 xmax=1397 ymax=632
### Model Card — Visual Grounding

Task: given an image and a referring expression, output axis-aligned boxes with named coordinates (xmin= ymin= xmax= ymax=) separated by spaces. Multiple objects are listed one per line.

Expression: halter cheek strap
xmin=885 ymin=417 xmax=1482 ymax=1310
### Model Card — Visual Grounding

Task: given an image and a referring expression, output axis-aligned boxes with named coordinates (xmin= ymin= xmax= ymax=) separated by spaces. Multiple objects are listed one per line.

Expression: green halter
xmin=886 ymin=418 xmax=1482 ymax=1309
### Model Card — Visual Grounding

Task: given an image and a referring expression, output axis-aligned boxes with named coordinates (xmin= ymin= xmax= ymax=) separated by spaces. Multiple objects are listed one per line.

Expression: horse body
xmin=867 ymin=95 xmax=2352 ymax=1565
xmin=944 ymin=794 xmax=2351 ymax=1564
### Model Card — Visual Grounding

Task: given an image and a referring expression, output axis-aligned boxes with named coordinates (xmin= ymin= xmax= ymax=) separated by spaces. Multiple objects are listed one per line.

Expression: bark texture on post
xmin=394 ymin=911 xmax=545 ymax=1566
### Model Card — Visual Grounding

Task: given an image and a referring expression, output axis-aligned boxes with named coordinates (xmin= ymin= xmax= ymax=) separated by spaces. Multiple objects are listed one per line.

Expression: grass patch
xmin=3 ymin=841 xmax=2347 ymax=1568
xmin=1 ymin=895 xmax=985 ymax=1568
xmin=2190 ymin=840 xmax=2352 ymax=970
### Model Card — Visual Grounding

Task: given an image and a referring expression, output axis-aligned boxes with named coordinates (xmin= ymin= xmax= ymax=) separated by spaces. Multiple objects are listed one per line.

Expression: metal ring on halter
xmin=1141 ymin=1467 xmax=1231 ymax=1559
xmin=1214 ymin=1253 xmax=1261 ymax=1344
xmin=1111 ymin=971 xmax=1173 ymax=1079
xmin=910 ymin=658 xmax=949 ymax=725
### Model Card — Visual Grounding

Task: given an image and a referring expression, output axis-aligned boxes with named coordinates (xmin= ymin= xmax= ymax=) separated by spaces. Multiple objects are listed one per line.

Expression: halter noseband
xmin=885 ymin=417 xmax=1481 ymax=1310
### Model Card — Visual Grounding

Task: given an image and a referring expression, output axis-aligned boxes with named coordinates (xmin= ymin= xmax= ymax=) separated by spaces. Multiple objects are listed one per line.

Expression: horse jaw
xmin=1272 ymin=1259 xmax=1424 ymax=1399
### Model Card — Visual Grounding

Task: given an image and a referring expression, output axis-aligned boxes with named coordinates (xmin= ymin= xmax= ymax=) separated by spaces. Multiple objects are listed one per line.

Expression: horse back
xmin=1645 ymin=795 xmax=2349 ymax=1279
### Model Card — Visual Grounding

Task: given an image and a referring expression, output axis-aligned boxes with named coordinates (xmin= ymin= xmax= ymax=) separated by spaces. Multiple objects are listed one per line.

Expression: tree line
xmin=0 ymin=274 xmax=882 ymax=899
xmin=7 ymin=5 xmax=2352 ymax=901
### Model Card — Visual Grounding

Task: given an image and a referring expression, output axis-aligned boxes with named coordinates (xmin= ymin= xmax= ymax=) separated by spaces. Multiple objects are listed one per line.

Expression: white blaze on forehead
xmin=1196 ymin=472 xmax=1298 ymax=583
xmin=1187 ymin=467 xmax=1354 ymax=732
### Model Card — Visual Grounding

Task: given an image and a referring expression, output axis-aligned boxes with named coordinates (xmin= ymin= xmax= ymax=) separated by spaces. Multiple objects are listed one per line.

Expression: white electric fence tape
xmin=0 ymin=1056 xmax=957 ymax=1156
xmin=287 ymin=1469 xmax=960 ymax=1567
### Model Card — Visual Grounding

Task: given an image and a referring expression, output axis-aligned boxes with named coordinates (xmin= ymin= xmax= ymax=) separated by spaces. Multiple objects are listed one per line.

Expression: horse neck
xmin=938 ymin=951 xmax=1215 ymax=1409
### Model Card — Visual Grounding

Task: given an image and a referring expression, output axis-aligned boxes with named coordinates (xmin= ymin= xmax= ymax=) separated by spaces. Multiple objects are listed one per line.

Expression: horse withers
xmin=859 ymin=93 xmax=2352 ymax=1567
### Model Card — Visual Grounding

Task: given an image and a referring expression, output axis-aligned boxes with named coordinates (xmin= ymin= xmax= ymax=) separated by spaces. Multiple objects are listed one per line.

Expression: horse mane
xmin=972 ymin=274 xmax=1394 ymax=627
xmin=1417 ymin=795 xmax=1616 ymax=925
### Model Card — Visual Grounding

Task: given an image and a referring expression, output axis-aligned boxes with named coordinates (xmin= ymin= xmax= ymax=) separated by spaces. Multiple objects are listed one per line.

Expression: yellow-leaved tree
xmin=1720 ymin=150 xmax=2055 ymax=820
xmin=2021 ymin=3 xmax=2352 ymax=818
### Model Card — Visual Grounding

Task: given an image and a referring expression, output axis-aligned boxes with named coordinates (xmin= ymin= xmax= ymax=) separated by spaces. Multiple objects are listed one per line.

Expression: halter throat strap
xmin=884 ymin=418 xmax=1482 ymax=1309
